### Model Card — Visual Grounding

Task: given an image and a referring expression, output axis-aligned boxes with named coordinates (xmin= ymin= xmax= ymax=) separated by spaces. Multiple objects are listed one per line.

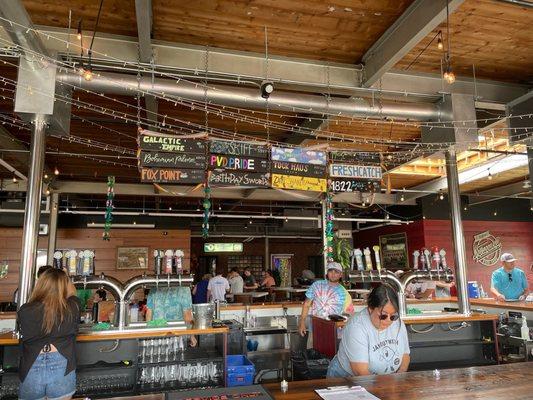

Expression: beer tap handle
xmin=372 ymin=245 xmax=382 ymax=271
xmin=413 ymin=250 xmax=420 ymax=271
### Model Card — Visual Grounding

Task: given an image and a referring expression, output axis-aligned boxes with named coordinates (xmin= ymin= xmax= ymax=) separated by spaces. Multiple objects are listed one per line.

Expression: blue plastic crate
xmin=226 ymin=355 xmax=255 ymax=387
xmin=227 ymin=371 xmax=254 ymax=387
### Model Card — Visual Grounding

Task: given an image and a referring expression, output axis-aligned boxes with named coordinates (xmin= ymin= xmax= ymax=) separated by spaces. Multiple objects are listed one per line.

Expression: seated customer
xmin=145 ymin=286 xmax=196 ymax=346
xmin=260 ymin=270 xmax=276 ymax=288
xmin=327 ymin=283 xmax=410 ymax=377
xmin=18 ymin=268 xmax=80 ymax=400
xmin=243 ymin=267 xmax=258 ymax=290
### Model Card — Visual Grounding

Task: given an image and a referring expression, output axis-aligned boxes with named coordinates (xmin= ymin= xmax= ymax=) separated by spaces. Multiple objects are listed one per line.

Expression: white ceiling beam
xmin=362 ymin=0 xmax=465 ymax=87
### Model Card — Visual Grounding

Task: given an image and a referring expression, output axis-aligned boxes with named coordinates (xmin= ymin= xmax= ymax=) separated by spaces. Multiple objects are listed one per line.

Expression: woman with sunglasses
xmin=327 ymin=283 xmax=410 ymax=377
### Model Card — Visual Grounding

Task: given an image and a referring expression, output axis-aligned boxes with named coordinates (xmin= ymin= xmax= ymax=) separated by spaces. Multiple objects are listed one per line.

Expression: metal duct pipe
xmin=57 ymin=71 xmax=441 ymax=121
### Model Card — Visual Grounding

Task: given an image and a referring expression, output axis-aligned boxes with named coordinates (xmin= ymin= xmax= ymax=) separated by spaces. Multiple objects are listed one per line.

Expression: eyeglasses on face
xmin=379 ymin=313 xmax=399 ymax=321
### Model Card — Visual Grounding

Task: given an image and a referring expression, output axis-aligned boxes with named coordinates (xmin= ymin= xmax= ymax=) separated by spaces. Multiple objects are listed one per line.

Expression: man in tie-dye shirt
xmin=299 ymin=262 xmax=354 ymax=347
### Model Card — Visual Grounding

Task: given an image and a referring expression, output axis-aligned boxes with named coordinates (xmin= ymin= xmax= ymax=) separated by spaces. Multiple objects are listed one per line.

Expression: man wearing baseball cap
xmin=298 ymin=262 xmax=355 ymax=347
xmin=490 ymin=253 xmax=529 ymax=301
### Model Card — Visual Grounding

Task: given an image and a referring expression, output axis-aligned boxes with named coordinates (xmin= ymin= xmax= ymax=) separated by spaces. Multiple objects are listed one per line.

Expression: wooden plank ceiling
xmin=23 ymin=0 xmax=415 ymax=63
xmin=0 ymin=0 xmax=527 ymax=196
xmin=395 ymin=0 xmax=533 ymax=84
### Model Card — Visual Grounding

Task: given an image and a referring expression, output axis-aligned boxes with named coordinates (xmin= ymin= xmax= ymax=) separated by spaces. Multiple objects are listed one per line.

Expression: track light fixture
xmin=260 ymin=81 xmax=274 ymax=99
xmin=77 ymin=19 xmax=82 ymax=40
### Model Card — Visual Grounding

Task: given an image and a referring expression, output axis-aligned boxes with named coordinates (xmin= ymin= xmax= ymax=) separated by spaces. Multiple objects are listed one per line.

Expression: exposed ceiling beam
xmin=286 ymin=116 xmax=326 ymax=145
xmin=134 ymin=0 xmax=152 ymax=63
xmin=0 ymin=158 xmax=27 ymax=180
xmin=467 ymin=180 xmax=531 ymax=206
xmin=0 ymin=126 xmax=52 ymax=177
xmin=1 ymin=26 xmax=527 ymax=104
xmin=362 ymin=0 xmax=465 ymax=87
xmin=2 ymin=180 xmax=408 ymax=205
xmin=401 ymin=152 xmax=530 ymax=202
xmin=134 ymin=0 xmax=158 ymax=129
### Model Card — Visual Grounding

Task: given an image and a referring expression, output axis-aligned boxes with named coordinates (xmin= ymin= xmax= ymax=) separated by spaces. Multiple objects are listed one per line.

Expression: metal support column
xmin=321 ymin=200 xmax=328 ymax=276
xmin=46 ymin=192 xmax=59 ymax=265
xmin=445 ymin=149 xmax=471 ymax=316
xmin=264 ymin=235 xmax=269 ymax=270
xmin=18 ymin=115 xmax=47 ymax=308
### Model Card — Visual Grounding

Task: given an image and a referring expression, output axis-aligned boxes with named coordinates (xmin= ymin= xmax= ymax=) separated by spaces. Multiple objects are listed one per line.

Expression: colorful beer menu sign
xmin=138 ymin=130 xmax=206 ymax=184
xmin=208 ymin=139 xmax=270 ymax=187
xmin=271 ymin=146 xmax=327 ymax=192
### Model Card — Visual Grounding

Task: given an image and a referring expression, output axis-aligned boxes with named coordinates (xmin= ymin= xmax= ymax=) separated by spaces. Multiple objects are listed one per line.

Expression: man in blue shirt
xmin=490 ymin=253 xmax=529 ymax=301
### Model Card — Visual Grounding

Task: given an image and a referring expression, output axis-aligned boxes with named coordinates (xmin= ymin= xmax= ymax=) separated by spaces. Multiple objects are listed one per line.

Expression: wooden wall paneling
xmin=0 ymin=228 xmax=191 ymax=302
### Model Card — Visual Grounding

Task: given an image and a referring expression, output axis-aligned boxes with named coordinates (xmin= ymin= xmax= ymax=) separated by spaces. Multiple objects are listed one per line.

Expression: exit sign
xmin=204 ymin=243 xmax=243 ymax=253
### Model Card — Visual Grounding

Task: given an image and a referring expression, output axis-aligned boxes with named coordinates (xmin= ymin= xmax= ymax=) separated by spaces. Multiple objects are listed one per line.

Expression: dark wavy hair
xmin=367 ymin=283 xmax=400 ymax=313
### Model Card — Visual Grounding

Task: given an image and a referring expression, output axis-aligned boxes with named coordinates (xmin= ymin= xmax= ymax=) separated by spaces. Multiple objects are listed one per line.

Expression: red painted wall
xmin=352 ymin=220 xmax=426 ymax=270
xmin=423 ymin=220 xmax=533 ymax=293
xmin=354 ymin=219 xmax=533 ymax=292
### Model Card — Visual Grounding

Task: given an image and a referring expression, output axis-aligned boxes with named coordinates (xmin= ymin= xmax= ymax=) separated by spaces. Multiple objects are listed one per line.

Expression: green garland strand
xmin=202 ymin=184 xmax=211 ymax=239
xmin=102 ymin=176 xmax=115 ymax=241
xmin=325 ymin=189 xmax=334 ymax=262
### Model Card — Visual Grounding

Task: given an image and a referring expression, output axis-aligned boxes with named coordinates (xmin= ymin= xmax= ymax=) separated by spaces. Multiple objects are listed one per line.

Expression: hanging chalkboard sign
xmin=271 ymin=146 xmax=327 ymax=165
xmin=330 ymin=151 xmax=381 ymax=164
xmin=271 ymin=174 xmax=326 ymax=192
xmin=139 ymin=133 xmax=206 ymax=154
xmin=209 ymin=171 xmax=270 ymax=187
xmin=329 ymin=179 xmax=381 ymax=193
xmin=140 ymin=168 xmax=205 ymax=184
xmin=208 ymin=154 xmax=269 ymax=173
xmin=139 ymin=151 xmax=206 ymax=168
xmin=210 ymin=139 xmax=268 ymax=158
xmin=271 ymin=160 xmax=326 ymax=178
xmin=329 ymin=164 xmax=383 ymax=180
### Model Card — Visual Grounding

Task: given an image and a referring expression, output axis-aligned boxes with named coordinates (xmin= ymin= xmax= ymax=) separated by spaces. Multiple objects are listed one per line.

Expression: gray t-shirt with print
xmin=337 ymin=308 xmax=410 ymax=375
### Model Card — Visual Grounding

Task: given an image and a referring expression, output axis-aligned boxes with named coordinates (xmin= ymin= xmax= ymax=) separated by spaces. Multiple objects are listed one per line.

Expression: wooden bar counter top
xmin=263 ymin=363 xmax=533 ymax=400
xmin=0 ymin=326 xmax=228 ymax=345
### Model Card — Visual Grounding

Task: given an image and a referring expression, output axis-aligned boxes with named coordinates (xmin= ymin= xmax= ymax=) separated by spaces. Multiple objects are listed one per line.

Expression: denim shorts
xmin=19 ymin=352 xmax=76 ymax=400
xmin=327 ymin=355 xmax=352 ymax=378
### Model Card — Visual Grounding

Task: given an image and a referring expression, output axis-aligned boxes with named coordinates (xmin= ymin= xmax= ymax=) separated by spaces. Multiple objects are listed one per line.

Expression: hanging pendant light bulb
xmin=487 ymin=170 xmax=493 ymax=180
xmin=12 ymin=174 xmax=18 ymax=183
xmin=437 ymin=31 xmax=444 ymax=50
xmin=54 ymin=166 xmax=59 ymax=176
xmin=83 ymin=68 xmax=93 ymax=81
xmin=443 ymin=1 xmax=455 ymax=84
xmin=444 ymin=65 xmax=455 ymax=84
xmin=77 ymin=19 xmax=82 ymax=40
